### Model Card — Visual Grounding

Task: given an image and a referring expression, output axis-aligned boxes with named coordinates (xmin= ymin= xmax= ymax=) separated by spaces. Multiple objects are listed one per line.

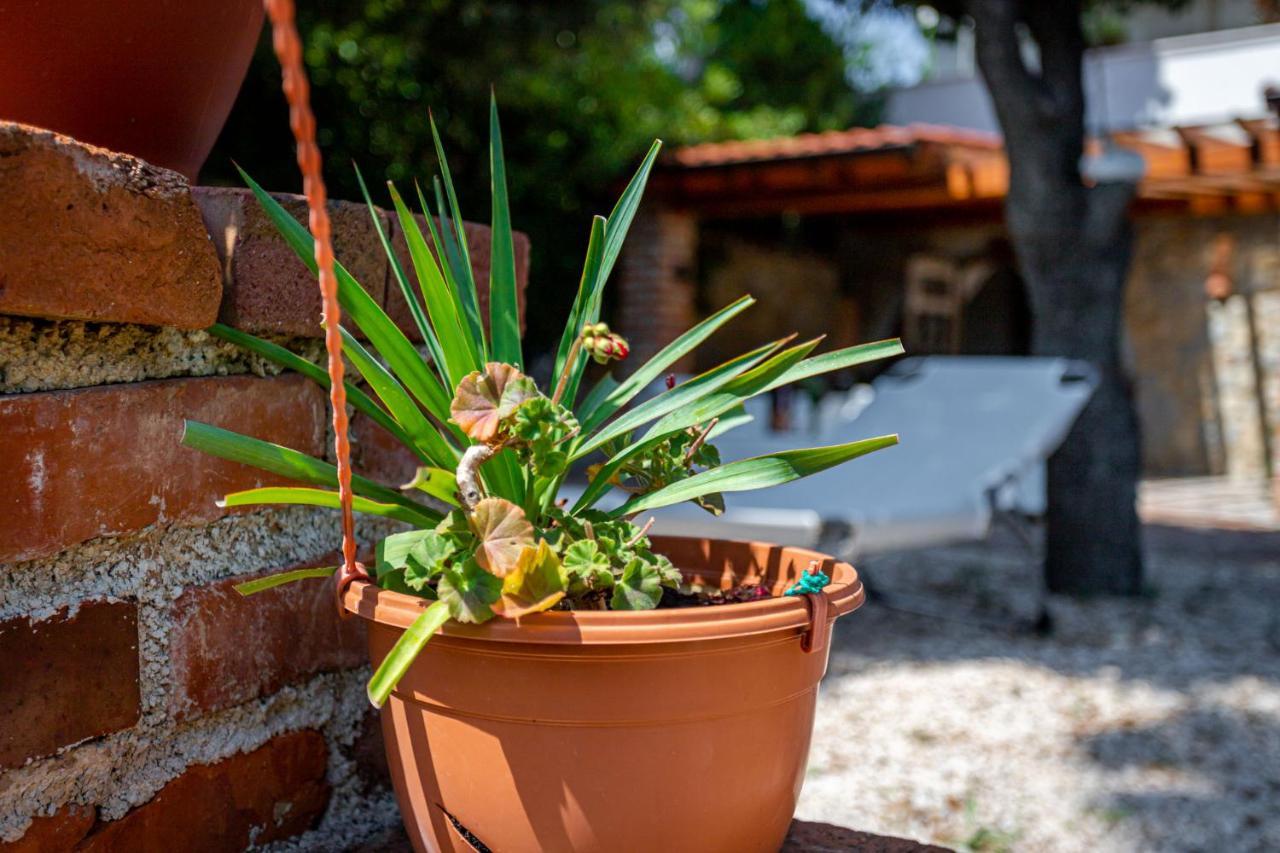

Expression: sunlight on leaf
xmin=450 ymin=362 xmax=539 ymax=443
xmin=468 ymin=497 xmax=535 ymax=577
xmin=233 ymin=566 xmax=334 ymax=596
xmin=401 ymin=466 xmax=460 ymax=507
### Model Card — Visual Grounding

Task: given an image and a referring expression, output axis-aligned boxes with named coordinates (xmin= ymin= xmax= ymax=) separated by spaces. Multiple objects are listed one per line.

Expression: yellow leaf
xmin=492 ymin=541 xmax=567 ymax=619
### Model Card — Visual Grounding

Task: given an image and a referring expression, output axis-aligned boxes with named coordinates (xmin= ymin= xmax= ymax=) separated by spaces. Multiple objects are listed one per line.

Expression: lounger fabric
xmin=573 ymin=356 xmax=1096 ymax=556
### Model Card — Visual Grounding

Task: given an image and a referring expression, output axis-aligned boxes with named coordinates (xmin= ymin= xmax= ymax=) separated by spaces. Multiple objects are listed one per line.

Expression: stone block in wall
xmin=0 ymin=804 xmax=96 ymax=852
xmin=384 ymin=212 xmax=530 ymax=341
xmin=73 ymin=730 xmax=329 ymax=851
xmin=0 ymin=122 xmax=222 ymax=329
xmin=194 ymin=187 xmax=389 ymax=338
xmin=0 ymin=601 xmax=140 ymax=769
xmin=0 ymin=374 xmax=325 ymax=563
xmin=167 ymin=557 xmax=367 ymax=721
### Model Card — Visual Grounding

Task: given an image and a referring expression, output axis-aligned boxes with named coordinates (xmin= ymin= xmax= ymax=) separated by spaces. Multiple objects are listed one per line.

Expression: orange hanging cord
xmin=263 ymin=0 xmax=367 ymax=611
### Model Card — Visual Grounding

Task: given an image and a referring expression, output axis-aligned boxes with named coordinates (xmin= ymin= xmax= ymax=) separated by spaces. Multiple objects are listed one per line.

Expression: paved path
xmin=1139 ymin=476 xmax=1278 ymax=531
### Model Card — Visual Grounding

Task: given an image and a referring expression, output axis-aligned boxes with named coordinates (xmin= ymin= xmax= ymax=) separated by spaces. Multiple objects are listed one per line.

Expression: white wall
xmin=886 ymin=23 xmax=1280 ymax=135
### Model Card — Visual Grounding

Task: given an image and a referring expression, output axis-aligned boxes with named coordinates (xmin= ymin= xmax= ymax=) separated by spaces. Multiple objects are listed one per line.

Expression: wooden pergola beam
xmin=651 ymin=122 xmax=1280 ymax=218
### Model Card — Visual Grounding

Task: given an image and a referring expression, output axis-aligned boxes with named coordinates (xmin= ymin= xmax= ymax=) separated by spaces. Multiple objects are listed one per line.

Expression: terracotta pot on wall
xmin=0 ymin=0 xmax=263 ymax=180
xmin=344 ymin=536 xmax=865 ymax=853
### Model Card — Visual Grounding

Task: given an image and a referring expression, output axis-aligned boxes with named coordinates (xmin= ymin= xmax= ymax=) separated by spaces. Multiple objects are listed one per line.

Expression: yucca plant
xmin=183 ymin=97 xmax=902 ymax=706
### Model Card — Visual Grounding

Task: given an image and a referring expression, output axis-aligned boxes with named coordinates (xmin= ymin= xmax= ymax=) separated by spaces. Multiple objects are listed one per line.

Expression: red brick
xmin=0 ymin=374 xmax=325 ymax=563
xmin=194 ymin=186 xmax=389 ymax=338
xmin=349 ymin=413 xmax=420 ymax=489
xmin=0 ymin=602 xmax=139 ymax=769
xmin=0 ymin=122 xmax=221 ymax=329
xmin=77 ymin=730 xmax=329 ymax=851
xmin=384 ymin=213 xmax=530 ymax=342
xmin=167 ymin=557 xmax=366 ymax=720
xmin=0 ymin=805 xmax=96 ymax=852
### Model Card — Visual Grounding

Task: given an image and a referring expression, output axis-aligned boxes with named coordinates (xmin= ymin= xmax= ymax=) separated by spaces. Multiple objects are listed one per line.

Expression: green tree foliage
xmin=206 ymin=0 xmax=880 ymax=356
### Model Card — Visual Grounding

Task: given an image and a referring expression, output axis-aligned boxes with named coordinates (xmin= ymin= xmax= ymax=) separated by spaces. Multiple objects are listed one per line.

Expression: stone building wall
xmin=1126 ymin=212 xmax=1280 ymax=479
xmin=0 ymin=123 xmax=527 ymax=851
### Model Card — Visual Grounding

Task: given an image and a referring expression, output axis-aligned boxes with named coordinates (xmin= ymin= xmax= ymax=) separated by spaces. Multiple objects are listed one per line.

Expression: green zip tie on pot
xmin=784 ymin=565 xmax=829 ymax=596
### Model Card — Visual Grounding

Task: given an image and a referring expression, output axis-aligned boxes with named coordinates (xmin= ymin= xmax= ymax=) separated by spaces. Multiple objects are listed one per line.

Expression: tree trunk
xmin=970 ymin=0 xmax=1144 ymax=594
xmin=1016 ymin=186 xmax=1145 ymax=594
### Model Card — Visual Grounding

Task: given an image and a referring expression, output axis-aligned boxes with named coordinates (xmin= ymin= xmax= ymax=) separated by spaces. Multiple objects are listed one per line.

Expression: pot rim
xmin=342 ymin=535 xmax=863 ymax=645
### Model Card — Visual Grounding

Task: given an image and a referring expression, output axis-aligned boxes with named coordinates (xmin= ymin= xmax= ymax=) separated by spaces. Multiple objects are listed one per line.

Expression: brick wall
xmin=0 ymin=122 xmax=528 ymax=851
xmin=617 ymin=202 xmax=699 ymax=372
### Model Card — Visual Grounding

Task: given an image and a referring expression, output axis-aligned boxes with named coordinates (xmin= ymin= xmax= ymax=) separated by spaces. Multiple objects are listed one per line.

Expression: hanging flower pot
xmin=0 ymin=0 xmax=262 ymax=179
xmin=344 ymin=536 xmax=863 ymax=852
xmin=181 ymin=3 xmax=905 ymax=849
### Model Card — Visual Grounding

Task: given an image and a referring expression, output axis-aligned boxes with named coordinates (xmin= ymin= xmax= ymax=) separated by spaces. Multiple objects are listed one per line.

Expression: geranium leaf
xmin=610 ymin=557 xmax=663 ymax=611
xmin=403 ymin=531 xmax=457 ymax=591
xmin=468 ymin=497 xmax=534 ymax=577
xmin=450 ymin=362 xmax=539 ymax=443
xmin=562 ymin=540 xmax=613 ymax=595
xmin=492 ymin=541 xmax=567 ymax=618
xmin=438 ymin=557 xmax=502 ymax=624
xmin=411 ymin=531 xmax=458 ymax=567
xmin=377 ymin=529 xmax=442 ymax=572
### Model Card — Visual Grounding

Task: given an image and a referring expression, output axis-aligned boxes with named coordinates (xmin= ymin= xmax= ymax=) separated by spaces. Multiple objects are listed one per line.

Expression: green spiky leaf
xmin=367 ymin=599 xmax=451 ymax=707
xmin=613 ymin=435 xmax=900 ymax=516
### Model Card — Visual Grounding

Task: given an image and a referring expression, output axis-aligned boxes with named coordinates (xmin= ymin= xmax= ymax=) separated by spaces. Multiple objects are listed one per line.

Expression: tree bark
xmin=970 ymin=0 xmax=1144 ymax=594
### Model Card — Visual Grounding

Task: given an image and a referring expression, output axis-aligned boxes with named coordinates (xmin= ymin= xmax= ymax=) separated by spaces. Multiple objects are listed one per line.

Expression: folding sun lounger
xmin=571 ymin=356 xmax=1097 ymax=628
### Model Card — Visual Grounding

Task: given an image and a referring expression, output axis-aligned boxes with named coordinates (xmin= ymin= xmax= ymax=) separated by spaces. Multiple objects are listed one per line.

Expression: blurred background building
xmin=620 ymin=1 xmax=1280 ymax=490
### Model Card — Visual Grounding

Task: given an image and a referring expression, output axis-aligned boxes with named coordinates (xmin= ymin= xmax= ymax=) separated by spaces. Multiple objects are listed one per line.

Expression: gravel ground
xmin=795 ymin=525 xmax=1280 ymax=852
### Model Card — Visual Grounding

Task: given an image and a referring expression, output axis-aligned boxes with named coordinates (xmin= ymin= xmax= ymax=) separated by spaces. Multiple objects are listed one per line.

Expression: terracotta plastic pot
xmin=0 ymin=0 xmax=263 ymax=180
xmin=343 ymin=535 xmax=865 ymax=853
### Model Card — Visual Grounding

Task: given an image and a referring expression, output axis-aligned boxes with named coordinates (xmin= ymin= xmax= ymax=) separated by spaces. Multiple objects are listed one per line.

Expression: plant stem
xmin=624 ymin=516 xmax=656 ymax=547
xmin=455 ymin=444 xmax=495 ymax=510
